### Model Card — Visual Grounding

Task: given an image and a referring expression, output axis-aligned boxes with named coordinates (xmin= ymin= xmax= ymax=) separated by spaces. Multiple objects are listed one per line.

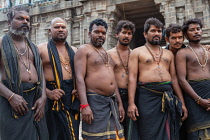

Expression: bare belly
xmin=85 ymin=71 xmax=117 ymax=96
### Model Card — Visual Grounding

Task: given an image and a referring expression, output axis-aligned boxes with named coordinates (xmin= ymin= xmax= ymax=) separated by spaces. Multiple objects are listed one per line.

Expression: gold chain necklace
xmin=13 ymin=41 xmax=27 ymax=56
xmin=59 ymin=48 xmax=72 ymax=78
xmin=188 ymin=45 xmax=208 ymax=71
xmin=13 ymin=39 xmax=31 ymax=81
xmin=116 ymin=46 xmax=130 ymax=77
xmin=89 ymin=43 xmax=109 ymax=67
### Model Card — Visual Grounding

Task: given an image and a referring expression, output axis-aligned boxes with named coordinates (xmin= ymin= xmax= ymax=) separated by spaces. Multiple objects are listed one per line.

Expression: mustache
xmin=123 ymin=38 xmax=129 ymax=41
xmin=96 ymin=37 xmax=104 ymax=41
xmin=193 ymin=34 xmax=201 ymax=37
xmin=174 ymin=42 xmax=182 ymax=45
xmin=20 ymin=24 xmax=29 ymax=29
xmin=152 ymin=36 xmax=160 ymax=40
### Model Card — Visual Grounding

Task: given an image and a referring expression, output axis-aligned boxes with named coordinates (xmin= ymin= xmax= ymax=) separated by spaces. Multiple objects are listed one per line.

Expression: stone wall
xmin=0 ymin=0 xmax=210 ymax=49
xmin=155 ymin=0 xmax=210 ymax=44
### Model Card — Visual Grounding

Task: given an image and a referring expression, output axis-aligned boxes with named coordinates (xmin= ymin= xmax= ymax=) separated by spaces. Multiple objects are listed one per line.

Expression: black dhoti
xmin=46 ymin=79 xmax=80 ymax=140
xmin=0 ymin=81 xmax=49 ymax=140
xmin=184 ymin=79 xmax=210 ymax=140
xmin=119 ymin=88 xmax=139 ymax=140
xmin=137 ymin=82 xmax=182 ymax=140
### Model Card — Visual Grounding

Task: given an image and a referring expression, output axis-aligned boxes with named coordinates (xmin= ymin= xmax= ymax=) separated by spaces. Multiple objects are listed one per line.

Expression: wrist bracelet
xmin=8 ymin=93 xmax=15 ymax=101
xmin=80 ymin=104 xmax=89 ymax=110
xmin=195 ymin=96 xmax=201 ymax=105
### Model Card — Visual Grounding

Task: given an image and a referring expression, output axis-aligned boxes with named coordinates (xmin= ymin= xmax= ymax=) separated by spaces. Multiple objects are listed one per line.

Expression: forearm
xmin=179 ymin=78 xmax=199 ymax=100
xmin=128 ymin=80 xmax=137 ymax=105
xmin=114 ymin=84 xmax=123 ymax=105
xmin=0 ymin=82 xmax=14 ymax=99
xmin=76 ymin=78 xmax=88 ymax=104
xmin=171 ymin=78 xmax=186 ymax=105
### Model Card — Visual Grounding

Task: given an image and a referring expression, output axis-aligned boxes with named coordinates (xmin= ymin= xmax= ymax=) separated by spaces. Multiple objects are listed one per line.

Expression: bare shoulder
xmin=38 ymin=42 xmax=48 ymax=49
xmin=37 ymin=42 xmax=48 ymax=55
xmin=107 ymin=47 xmax=116 ymax=55
xmin=76 ymin=44 xmax=90 ymax=54
xmin=131 ymin=46 xmax=144 ymax=55
xmin=71 ymin=46 xmax=77 ymax=53
xmin=163 ymin=48 xmax=173 ymax=55
xmin=177 ymin=47 xmax=189 ymax=55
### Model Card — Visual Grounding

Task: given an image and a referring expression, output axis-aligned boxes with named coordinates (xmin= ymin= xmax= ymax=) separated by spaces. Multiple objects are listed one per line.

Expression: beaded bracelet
xmin=8 ymin=93 xmax=15 ymax=101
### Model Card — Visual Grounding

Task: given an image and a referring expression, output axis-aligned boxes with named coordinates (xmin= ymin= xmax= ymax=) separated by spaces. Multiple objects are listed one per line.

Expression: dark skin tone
xmin=75 ymin=24 xmax=125 ymax=125
xmin=127 ymin=25 xmax=187 ymax=121
xmin=0 ymin=10 xmax=47 ymax=121
xmin=38 ymin=18 xmax=78 ymax=100
xmin=176 ymin=23 xmax=210 ymax=111
xmin=165 ymin=31 xmax=188 ymax=121
xmin=107 ymin=28 xmax=133 ymax=89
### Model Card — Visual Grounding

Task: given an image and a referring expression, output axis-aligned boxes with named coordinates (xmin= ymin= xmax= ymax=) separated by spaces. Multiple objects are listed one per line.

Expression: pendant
xmin=202 ymin=66 xmax=205 ymax=71
xmin=27 ymin=69 xmax=31 ymax=74
xmin=65 ymin=66 xmax=68 ymax=69
xmin=122 ymin=74 xmax=124 ymax=78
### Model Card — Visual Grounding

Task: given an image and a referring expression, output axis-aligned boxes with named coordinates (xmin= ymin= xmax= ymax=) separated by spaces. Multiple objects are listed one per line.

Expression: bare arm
xmin=176 ymin=50 xmax=210 ymax=110
xmin=127 ymin=49 xmax=139 ymax=120
xmin=169 ymin=52 xmax=187 ymax=121
xmin=0 ymin=37 xmax=29 ymax=116
xmin=113 ymin=81 xmax=125 ymax=122
xmin=32 ymin=44 xmax=48 ymax=121
xmin=74 ymin=45 xmax=93 ymax=124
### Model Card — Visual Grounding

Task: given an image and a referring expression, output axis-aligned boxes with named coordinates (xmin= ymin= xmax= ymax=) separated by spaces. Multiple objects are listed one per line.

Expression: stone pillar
xmin=185 ymin=0 xmax=195 ymax=19
xmin=31 ymin=22 xmax=40 ymax=44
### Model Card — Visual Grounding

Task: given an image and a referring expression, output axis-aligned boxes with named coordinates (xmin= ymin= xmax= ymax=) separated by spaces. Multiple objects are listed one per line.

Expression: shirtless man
xmin=107 ymin=20 xmax=138 ymax=140
xmin=38 ymin=17 xmax=80 ymax=140
xmin=176 ymin=18 xmax=210 ymax=140
xmin=128 ymin=17 xmax=183 ymax=140
xmin=0 ymin=6 xmax=48 ymax=140
xmin=74 ymin=18 xmax=125 ymax=140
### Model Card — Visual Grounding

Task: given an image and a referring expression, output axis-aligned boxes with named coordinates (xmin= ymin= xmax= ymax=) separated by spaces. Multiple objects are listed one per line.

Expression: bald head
xmin=50 ymin=17 xmax=68 ymax=42
xmin=50 ymin=17 xmax=67 ymax=29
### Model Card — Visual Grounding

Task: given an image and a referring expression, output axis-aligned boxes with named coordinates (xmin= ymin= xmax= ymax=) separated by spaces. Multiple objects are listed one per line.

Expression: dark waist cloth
xmin=118 ymin=88 xmax=140 ymax=140
xmin=45 ymin=79 xmax=80 ymax=140
xmin=119 ymin=88 xmax=128 ymax=96
xmin=2 ymin=80 xmax=39 ymax=92
xmin=82 ymin=92 xmax=124 ymax=140
xmin=184 ymin=80 xmax=210 ymax=133
xmin=137 ymin=81 xmax=181 ymax=140
xmin=0 ymin=80 xmax=49 ymax=140
xmin=46 ymin=79 xmax=79 ymax=113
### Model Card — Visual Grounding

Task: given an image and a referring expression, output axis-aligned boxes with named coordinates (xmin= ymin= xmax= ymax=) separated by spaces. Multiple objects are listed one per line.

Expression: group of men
xmin=0 ymin=5 xmax=210 ymax=140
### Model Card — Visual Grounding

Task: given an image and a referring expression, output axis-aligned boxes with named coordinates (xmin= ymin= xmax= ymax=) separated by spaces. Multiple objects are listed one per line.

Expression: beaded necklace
xmin=145 ymin=43 xmax=163 ymax=81
xmin=116 ymin=46 xmax=130 ymax=77
xmin=90 ymin=43 xmax=110 ymax=68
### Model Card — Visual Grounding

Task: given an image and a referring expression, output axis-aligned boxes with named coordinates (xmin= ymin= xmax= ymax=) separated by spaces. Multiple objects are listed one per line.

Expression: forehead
xmin=52 ymin=19 xmax=66 ymax=27
xmin=149 ymin=25 xmax=162 ymax=30
xmin=13 ymin=10 xmax=29 ymax=18
xmin=120 ymin=28 xmax=132 ymax=32
xmin=92 ymin=24 xmax=106 ymax=31
xmin=170 ymin=31 xmax=183 ymax=37
xmin=188 ymin=23 xmax=201 ymax=29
